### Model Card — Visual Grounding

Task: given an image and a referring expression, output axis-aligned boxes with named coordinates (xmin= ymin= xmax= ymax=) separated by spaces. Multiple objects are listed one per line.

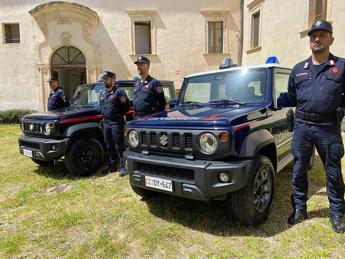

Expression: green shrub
xmin=0 ymin=109 xmax=36 ymax=124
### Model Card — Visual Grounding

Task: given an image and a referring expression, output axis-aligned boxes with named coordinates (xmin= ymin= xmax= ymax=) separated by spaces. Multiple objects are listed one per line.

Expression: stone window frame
xmin=127 ymin=10 xmax=157 ymax=56
xmin=201 ymin=10 xmax=231 ymax=56
xmin=308 ymin=0 xmax=328 ymax=27
xmin=300 ymin=0 xmax=332 ymax=38
xmin=246 ymin=0 xmax=264 ymax=54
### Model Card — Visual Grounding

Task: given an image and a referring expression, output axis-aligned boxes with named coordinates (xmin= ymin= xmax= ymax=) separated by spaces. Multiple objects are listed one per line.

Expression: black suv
xmin=125 ymin=63 xmax=314 ymax=226
xmin=18 ymin=80 xmax=175 ymax=176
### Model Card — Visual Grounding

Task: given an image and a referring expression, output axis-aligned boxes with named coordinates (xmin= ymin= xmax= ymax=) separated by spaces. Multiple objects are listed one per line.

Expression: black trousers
xmin=291 ymin=120 xmax=345 ymax=216
xmin=102 ymin=121 xmax=125 ymax=172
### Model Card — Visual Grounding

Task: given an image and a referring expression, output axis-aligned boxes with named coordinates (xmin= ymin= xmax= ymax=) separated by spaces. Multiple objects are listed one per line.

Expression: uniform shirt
xmin=133 ymin=75 xmax=166 ymax=113
xmin=288 ymin=54 xmax=345 ymax=119
xmin=99 ymin=86 xmax=130 ymax=122
xmin=47 ymin=87 xmax=69 ymax=111
xmin=309 ymin=62 xmax=326 ymax=76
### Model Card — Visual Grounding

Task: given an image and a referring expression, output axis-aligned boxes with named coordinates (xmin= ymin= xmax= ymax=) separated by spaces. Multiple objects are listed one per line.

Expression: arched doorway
xmin=51 ymin=46 xmax=87 ymax=99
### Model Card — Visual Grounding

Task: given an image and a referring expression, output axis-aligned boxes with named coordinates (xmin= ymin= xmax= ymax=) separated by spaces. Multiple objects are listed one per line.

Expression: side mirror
xmin=169 ymin=99 xmax=177 ymax=109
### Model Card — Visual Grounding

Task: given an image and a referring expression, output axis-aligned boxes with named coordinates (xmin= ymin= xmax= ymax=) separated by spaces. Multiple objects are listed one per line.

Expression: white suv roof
xmin=185 ymin=63 xmax=292 ymax=78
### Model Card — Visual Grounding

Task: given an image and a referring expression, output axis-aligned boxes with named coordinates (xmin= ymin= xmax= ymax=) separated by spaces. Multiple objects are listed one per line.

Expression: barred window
xmin=309 ymin=0 xmax=327 ymax=26
xmin=3 ymin=23 xmax=20 ymax=43
xmin=208 ymin=21 xmax=223 ymax=54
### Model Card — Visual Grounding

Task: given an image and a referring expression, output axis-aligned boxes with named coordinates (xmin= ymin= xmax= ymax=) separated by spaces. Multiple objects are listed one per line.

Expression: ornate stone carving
xmin=60 ymin=32 xmax=72 ymax=46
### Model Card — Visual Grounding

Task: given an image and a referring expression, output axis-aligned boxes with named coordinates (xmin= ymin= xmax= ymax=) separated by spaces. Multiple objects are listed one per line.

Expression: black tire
xmin=65 ymin=138 xmax=103 ymax=176
xmin=31 ymin=158 xmax=54 ymax=166
xmin=229 ymin=155 xmax=275 ymax=226
xmin=130 ymin=183 xmax=156 ymax=199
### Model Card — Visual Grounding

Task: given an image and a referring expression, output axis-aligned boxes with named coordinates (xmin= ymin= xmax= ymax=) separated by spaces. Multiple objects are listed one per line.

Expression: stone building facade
xmin=242 ymin=0 xmax=344 ymax=67
xmin=0 ymin=0 xmax=242 ymax=111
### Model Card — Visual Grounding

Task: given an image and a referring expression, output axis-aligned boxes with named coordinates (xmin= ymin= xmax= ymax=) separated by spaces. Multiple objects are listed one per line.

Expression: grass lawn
xmin=1 ymin=124 xmax=345 ymax=258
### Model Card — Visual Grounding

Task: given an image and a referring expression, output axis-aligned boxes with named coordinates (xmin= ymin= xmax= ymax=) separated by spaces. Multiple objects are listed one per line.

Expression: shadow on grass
xmin=145 ymin=156 xmax=329 ymax=237
xmin=33 ymin=161 xmax=110 ymax=180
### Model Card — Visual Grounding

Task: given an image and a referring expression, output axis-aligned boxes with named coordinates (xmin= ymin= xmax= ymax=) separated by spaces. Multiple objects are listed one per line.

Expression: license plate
xmin=145 ymin=176 xmax=173 ymax=192
xmin=23 ymin=149 xmax=33 ymax=158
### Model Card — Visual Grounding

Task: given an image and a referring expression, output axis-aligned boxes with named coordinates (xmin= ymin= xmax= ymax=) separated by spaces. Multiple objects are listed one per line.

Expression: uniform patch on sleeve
xmin=156 ymin=86 xmax=163 ymax=94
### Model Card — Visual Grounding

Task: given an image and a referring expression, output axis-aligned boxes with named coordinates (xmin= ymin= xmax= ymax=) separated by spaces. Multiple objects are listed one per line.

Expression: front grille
xmin=136 ymin=130 xmax=194 ymax=152
xmin=19 ymin=140 xmax=40 ymax=149
xmin=151 ymin=133 xmax=157 ymax=146
xmin=23 ymin=121 xmax=44 ymax=135
xmin=142 ymin=132 xmax=147 ymax=145
xmin=137 ymin=163 xmax=194 ymax=181
xmin=185 ymin=134 xmax=193 ymax=149
xmin=172 ymin=133 xmax=179 ymax=148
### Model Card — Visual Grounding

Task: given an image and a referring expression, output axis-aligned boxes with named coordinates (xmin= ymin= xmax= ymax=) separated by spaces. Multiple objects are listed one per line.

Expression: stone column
xmin=38 ymin=65 xmax=50 ymax=111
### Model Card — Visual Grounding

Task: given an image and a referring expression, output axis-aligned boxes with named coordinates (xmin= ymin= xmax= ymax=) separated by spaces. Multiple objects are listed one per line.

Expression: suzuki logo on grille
xmin=29 ymin=124 xmax=34 ymax=131
xmin=160 ymin=134 xmax=168 ymax=146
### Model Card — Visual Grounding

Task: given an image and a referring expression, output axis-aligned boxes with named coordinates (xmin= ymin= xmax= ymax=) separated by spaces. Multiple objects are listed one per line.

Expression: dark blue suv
xmin=125 ymin=62 xmax=314 ymax=225
xmin=18 ymin=80 xmax=175 ymax=176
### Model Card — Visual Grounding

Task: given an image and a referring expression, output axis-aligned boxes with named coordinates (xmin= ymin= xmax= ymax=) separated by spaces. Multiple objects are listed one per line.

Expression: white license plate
xmin=23 ymin=149 xmax=33 ymax=158
xmin=145 ymin=176 xmax=173 ymax=192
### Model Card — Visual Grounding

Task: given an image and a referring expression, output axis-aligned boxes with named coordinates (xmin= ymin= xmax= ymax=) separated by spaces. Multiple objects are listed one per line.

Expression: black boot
xmin=119 ymin=159 xmax=127 ymax=177
xmin=287 ymin=208 xmax=308 ymax=225
xmin=329 ymin=215 xmax=345 ymax=233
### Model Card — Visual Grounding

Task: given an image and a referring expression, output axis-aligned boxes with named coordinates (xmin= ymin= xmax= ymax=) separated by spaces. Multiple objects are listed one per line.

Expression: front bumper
xmin=18 ymin=134 xmax=69 ymax=161
xmin=124 ymin=150 xmax=253 ymax=201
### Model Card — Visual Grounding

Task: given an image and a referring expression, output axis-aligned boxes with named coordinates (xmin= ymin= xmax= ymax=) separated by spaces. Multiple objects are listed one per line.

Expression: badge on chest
xmin=330 ymin=67 xmax=340 ymax=75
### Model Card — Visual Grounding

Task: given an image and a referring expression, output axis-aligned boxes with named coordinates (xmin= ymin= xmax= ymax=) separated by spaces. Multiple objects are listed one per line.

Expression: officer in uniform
xmin=278 ymin=21 xmax=345 ymax=232
xmin=132 ymin=56 xmax=166 ymax=119
xmin=47 ymin=77 xmax=69 ymax=111
xmin=99 ymin=71 xmax=131 ymax=176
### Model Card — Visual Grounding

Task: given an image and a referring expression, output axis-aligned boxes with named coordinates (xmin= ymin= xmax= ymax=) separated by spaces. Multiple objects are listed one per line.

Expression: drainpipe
xmin=238 ymin=0 xmax=244 ymax=66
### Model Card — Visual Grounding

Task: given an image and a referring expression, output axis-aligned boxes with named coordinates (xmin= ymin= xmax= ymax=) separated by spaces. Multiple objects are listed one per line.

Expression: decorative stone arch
xmin=29 ymin=1 xmax=101 ymax=110
xmin=50 ymin=45 xmax=86 ymax=68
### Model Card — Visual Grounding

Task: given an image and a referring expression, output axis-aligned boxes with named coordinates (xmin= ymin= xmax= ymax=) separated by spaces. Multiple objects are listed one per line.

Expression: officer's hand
xmin=277 ymin=92 xmax=291 ymax=108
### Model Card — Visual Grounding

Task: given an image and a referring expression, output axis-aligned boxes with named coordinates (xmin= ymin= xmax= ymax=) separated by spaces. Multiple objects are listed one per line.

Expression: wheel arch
xmin=65 ymin=123 xmax=105 ymax=148
xmin=239 ymin=129 xmax=277 ymax=172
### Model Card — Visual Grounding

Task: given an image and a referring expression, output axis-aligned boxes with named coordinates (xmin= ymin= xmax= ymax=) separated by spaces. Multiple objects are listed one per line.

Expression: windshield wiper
xmin=181 ymin=101 xmax=204 ymax=105
xmin=208 ymin=99 xmax=245 ymax=105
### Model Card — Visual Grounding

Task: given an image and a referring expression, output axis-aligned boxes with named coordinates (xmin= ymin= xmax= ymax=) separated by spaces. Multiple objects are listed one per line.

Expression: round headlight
xmin=199 ymin=133 xmax=218 ymax=154
xmin=128 ymin=130 xmax=139 ymax=148
xmin=44 ymin=123 xmax=52 ymax=136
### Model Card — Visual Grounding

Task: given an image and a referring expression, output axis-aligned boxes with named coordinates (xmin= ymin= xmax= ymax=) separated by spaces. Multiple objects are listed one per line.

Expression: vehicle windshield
xmin=71 ymin=83 xmax=104 ymax=106
xmin=120 ymin=83 xmax=173 ymax=104
xmin=71 ymin=82 xmax=173 ymax=106
xmin=180 ymin=68 xmax=268 ymax=105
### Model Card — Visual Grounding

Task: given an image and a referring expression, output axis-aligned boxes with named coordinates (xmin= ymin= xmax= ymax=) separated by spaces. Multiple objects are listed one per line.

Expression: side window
xmin=118 ymin=84 xmax=136 ymax=100
xmin=218 ymin=80 xmax=264 ymax=102
xmin=88 ymin=90 xmax=100 ymax=104
xmin=183 ymin=83 xmax=211 ymax=103
xmin=275 ymin=72 xmax=290 ymax=97
xmin=163 ymin=86 xmax=172 ymax=103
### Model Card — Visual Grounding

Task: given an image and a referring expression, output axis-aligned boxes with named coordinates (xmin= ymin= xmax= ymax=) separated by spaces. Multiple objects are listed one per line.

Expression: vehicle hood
xmin=22 ymin=105 xmax=101 ymax=121
xmin=127 ymin=104 xmax=268 ymax=128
